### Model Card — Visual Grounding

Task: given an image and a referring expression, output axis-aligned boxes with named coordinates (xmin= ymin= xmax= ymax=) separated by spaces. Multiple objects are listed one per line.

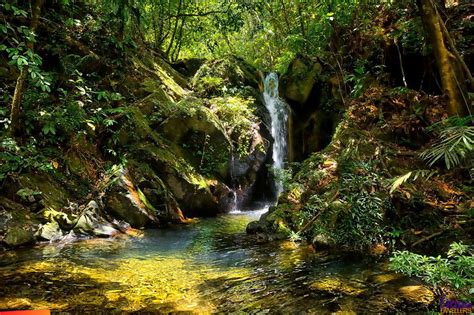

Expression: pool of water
xmin=0 ymin=209 xmax=431 ymax=313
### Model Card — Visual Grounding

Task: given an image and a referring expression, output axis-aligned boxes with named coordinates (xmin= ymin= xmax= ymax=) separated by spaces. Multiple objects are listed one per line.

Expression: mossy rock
xmin=0 ymin=197 xmax=40 ymax=247
xmin=104 ymin=167 xmax=159 ymax=228
xmin=132 ymin=53 xmax=188 ymax=102
xmin=18 ymin=173 xmax=70 ymax=211
xmin=193 ymin=56 xmax=259 ymax=96
xmin=132 ymin=144 xmax=233 ymax=217
xmin=160 ymin=100 xmax=231 ymax=180
xmin=280 ymin=54 xmax=322 ymax=105
xmin=3 ymin=226 xmax=36 ymax=247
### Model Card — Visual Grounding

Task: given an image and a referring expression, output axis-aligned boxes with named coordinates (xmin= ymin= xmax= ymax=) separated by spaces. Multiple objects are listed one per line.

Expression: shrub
xmin=390 ymin=242 xmax=474 ymax=289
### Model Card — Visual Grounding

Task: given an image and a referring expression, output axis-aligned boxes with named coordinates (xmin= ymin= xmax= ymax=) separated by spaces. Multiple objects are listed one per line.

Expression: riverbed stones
xmin=398 ymin=285 xmax=435 ymax=306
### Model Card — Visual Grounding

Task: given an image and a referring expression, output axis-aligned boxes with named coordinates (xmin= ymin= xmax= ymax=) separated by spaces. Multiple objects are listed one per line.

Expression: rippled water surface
xmin=0 ymin=209 xmax=428 ymax=313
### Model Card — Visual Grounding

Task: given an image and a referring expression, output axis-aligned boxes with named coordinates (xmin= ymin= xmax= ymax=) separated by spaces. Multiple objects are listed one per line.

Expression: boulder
xmin=133 ymin=143 xmax=234 ymax=217
xmin=279 ymin=54 xmax=322 ymax=106
xmin=193 ymin=57 xmax=259 ymax=96
xmin=0 ymin=197 xmax=40 ymax=248
xmin=37 ymin=221 xmax=63 ymax=241
xmin=3 ymin=226 xmax=35 ymax=247
xmin=74 ymin=201 xmax=119 ymax=237
xmin=105 ymin=167 xmax=159 ymax=228
xmin=160 ymin=100 xmax=231 ymax=180
xmin=312 ymin=234 xmax=335 ymax=250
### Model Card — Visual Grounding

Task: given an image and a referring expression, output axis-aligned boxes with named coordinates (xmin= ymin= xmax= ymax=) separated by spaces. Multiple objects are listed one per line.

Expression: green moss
xmin=132 ymin=55 xmax=187 ymax=101
xmin=18 ymin=173 xmax=70 ymax=211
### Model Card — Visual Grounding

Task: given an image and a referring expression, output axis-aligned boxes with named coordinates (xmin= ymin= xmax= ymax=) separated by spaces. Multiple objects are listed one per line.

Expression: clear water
xmin=263 ymin=72 xmax=288 ymax=195
xmin=0 ymin=210 xmax=429 ymax=313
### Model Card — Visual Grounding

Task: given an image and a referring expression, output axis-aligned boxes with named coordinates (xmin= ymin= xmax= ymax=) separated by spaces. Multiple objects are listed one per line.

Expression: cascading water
xmin=229 ymin=72 xmax=287 ymax=214
xmin=263 ymin=72 xmax=288 ymax=195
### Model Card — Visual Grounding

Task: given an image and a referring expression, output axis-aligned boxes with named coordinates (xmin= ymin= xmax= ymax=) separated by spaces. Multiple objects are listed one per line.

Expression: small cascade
xmin=263 ymin=72 xmax=288 ymax=195
xmin=229 ymin=190 xmax=239 ymax=214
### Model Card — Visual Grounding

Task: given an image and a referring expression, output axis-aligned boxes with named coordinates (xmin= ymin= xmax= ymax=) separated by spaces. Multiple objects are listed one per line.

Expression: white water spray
xmin=263 ymin=72 xmax=288 ymax=195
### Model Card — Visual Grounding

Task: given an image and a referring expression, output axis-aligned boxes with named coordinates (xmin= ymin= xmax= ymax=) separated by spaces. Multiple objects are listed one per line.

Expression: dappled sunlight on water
xmin=0 ymin=211 xmax=432 ymax=313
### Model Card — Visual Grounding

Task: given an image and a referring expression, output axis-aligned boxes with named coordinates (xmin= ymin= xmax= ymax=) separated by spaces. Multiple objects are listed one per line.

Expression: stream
xmin=0 ymin=73 xmax=430 ymax=313
xmin=0 ymin=208 xmax=429 ymax=313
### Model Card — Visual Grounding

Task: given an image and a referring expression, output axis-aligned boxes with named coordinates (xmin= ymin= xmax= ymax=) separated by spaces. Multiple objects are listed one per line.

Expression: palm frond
xmin=420 ymin=125 xmax=474 ymax=169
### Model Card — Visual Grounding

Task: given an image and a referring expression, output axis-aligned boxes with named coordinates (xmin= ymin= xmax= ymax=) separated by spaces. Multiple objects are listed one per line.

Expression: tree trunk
xmin=9 ymin=0 xmax=44 ymax=137
xmin=165 ymin=0 xmax=182 ymax=58
xmin=417 ymin=0 xmax=469 ymax=116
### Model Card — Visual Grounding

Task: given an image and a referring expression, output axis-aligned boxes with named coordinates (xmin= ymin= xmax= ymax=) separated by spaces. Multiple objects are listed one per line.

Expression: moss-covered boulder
xmin=192 ymin=56 xmax=259 ymax=97
xmin=279 ymin=54 xmax=322 ymax=106
xmin=133 ymin=143 xmax=234 ymax=217
xmin=160 ymin=98 xmax=232 ymax=180
xmin=0 ymin=197 xmax=40 ymax=248
xmin=3 ymin=226 xmax=36 ymax=247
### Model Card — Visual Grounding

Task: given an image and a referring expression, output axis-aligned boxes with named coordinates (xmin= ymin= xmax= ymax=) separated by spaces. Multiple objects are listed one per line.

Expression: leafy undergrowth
xmin=254 ymin=86 xmax=473 ymax=256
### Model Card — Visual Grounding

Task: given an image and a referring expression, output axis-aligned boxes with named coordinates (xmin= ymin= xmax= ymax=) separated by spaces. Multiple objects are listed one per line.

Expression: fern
xmin=389 ymin=170 xmax=437 ymax=194
xmin=420 ymin=125 xmax=474 ymax=169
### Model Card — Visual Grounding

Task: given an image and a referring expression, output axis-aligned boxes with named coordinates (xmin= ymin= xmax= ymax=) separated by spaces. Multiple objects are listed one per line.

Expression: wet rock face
xmin=104 ymin=168 xmax=159 ymax=228
xmin=279 ymin=54 xmax=341 ymax=162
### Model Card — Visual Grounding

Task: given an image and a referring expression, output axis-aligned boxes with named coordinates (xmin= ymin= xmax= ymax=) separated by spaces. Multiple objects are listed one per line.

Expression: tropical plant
xmin=420 ymin=119 xmax=474 ymax=169
xmin=390 ymin=242 xmax=474 ymax=289
xmin=389 ymin=169 xmax=438 ymax=194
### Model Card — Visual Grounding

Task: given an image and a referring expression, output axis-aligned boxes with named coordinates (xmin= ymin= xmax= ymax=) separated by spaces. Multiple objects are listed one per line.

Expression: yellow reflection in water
xmin=0 ymin=254 xmax=252 ymax=313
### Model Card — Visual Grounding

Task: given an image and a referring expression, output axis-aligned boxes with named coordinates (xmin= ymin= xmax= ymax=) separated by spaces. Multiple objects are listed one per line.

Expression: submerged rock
xmin=310 ymin=277 xmax=366 ymax=296
xmin=312 ymin=234 xmax=335 ymax=250
xmin=398 ymin=285 xmax=435 ymax=306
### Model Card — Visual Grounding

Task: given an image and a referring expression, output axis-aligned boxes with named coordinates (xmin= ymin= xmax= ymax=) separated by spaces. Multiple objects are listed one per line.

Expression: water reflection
xmin=0 ymin=210 xmax=432 ymax=313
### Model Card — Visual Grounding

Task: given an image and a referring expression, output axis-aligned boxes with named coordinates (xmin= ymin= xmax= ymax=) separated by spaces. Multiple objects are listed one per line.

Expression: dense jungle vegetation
xmin=0 ymin=0 xmax=473 ymax=313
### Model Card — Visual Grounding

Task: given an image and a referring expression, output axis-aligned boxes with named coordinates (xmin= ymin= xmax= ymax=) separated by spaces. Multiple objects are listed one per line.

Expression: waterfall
xmin=263 ymin=72 xmax=288 ymax=195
